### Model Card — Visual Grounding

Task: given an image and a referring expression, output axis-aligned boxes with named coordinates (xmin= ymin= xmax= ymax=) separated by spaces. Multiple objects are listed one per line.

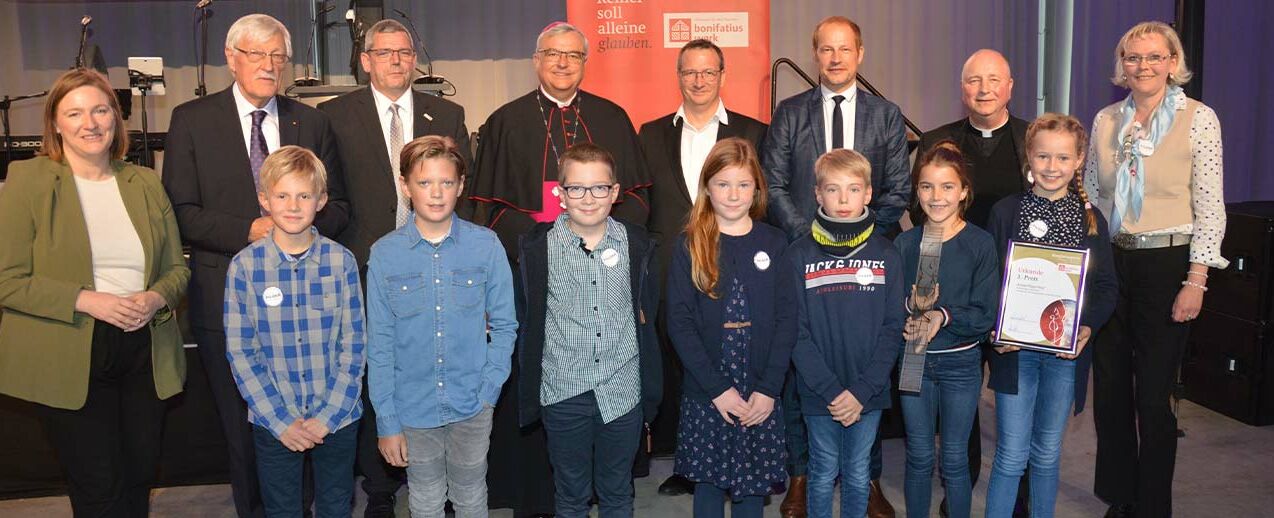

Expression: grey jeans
xmin=402 ymin=406 xmax=494 ymax=518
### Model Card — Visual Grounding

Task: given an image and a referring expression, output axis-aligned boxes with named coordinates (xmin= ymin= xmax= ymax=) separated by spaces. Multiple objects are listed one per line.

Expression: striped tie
xmin=389 ymin=104 xmax=410 ymax=228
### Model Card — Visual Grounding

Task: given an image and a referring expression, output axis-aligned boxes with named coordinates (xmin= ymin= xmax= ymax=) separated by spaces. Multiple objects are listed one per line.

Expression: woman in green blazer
xmin=0 ymin=69 xmax=189 ymax=517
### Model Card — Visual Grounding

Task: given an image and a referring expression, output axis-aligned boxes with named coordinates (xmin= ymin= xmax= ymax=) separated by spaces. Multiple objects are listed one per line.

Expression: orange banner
xmin=567 ymin=0 xmax=772 ymax=127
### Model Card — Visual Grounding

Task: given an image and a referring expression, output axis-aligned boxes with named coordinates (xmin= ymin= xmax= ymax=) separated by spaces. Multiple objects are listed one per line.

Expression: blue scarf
xmin=1110 ymin=85 xmax=1185 ymax=233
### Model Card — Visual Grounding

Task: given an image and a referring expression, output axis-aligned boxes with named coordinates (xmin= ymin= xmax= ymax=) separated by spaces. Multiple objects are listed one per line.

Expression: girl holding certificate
xmin=894 ymin=142 xmax=1000 ymax=518
xmin=984 ymin=114 xmax=1118 ymax=518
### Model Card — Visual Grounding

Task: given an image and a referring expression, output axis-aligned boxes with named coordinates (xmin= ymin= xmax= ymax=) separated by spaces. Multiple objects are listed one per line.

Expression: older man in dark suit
xmin=638 ymin=38 xmax=766 ymax=497
xmin=760 ymin=15 xmax=910 ymax=518
xmin=162 ymin=14 xmax=347 ymax=518
xmin=317 ymin=19 xmax=470 ymax=517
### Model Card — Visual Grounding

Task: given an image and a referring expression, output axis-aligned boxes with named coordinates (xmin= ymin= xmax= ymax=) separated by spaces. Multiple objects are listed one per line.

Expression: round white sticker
xmin=753 ymin=251 xmax=771 ymax=271
xmin=1029 ymin=219 xmax=1049 ymax=238
xmin=262 ymin=286 xmax=283 ymax=307
xmin=600 ymin=248 xmax=620 ymax=267
xmin=855 ymin=267 xmax=875 ymax=286
xmin=1136 ymin=138 xmax=1155 ymax=156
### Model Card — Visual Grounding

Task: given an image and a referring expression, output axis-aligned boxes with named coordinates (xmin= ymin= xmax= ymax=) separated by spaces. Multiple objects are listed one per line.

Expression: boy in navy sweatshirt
xmin=786 ymin=149 xmax=905 ymax=518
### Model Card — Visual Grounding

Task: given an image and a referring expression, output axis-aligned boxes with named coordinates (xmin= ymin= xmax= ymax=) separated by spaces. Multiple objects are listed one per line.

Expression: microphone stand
xmin=392 ymin=8 xmax=441 ymax=84
xmin=75 ymin=19 xmax=90 ymax=69
xmin=1 ymin=91 xmax=48 ymax=167
xmin=195 ymin=1 xmax=211 ymax=96
xmin=295 ymin=2 xmax=335 ymax=88
xmin=128 ymin=71 xmax=157 ymax=168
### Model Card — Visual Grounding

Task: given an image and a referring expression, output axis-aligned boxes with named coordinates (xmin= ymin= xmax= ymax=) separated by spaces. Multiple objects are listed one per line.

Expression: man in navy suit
xmin=762 ymin=15 xmax=911 ymax=241
xmin=760 ymin=15 xmax=909 ymax=518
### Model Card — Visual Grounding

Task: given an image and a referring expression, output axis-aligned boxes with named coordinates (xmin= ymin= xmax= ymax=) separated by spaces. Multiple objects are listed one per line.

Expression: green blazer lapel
xmin=50 ymin=161 xmax=95 ymax=287
xmin=112 ymin=162 xmax=155 ymax=283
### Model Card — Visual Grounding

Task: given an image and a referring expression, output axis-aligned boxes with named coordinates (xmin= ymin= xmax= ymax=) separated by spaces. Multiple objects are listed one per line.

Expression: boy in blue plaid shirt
xmin=224 ymin=145 xmax=366 ymax=517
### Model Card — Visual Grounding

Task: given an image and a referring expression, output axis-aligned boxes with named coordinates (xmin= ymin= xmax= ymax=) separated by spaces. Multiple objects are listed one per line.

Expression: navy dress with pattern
xmin=674 ymin=277 xmax=788 ymax=499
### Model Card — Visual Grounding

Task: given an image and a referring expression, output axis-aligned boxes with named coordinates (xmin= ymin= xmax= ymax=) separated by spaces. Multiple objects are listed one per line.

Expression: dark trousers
xmin=195 ymin=327 xmax=264 ymax=518
xmin=782 ymin=368 xmax=808 ymax=477
xmin=355 ymin=377 xmax=405 ymax=497
xmin=542 ymin=391 xmax=642 ymax=518
xmin=39 ymin=323 xmax=164 ymax=518
xmin=1094 ymin=245 xmax=1191 ymax=517
xmin=254 ymin=422 xmax=359 ymax=518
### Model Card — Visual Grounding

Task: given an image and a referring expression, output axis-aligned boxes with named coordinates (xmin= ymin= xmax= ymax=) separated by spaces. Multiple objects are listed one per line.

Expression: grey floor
xmin=3 ymin=392 xmax=1273 ymax=517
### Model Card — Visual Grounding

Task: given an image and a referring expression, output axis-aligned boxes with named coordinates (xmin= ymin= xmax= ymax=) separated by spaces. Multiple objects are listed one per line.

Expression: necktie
xmin=249 ymin=110 xmax=269 ymax=189
xmin=389 ymin=104 xmax=410 ymax=229
xmin=831 ymin=95 xmax=845 ymax=150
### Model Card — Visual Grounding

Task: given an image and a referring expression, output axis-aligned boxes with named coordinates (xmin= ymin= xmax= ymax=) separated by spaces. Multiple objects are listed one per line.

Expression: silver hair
xmin=534 ymin=22 xmax=588 ymax=57
xmin=1111 ymin=21 xmax=1192 ymax=87
xmin=363 ymin=19 xmax=413 ymax=51
xmin=225 ymin=14 xmax=292 ymax=57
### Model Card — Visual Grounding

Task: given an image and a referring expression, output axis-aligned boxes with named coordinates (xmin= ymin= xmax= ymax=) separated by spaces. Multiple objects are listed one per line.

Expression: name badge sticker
xmin=601 ymin=248 xmax=620 ymax=267
xmin=1136 ymin=138 xmax=1155 ymax=156
xmin=262 ymin=286 xmax=283 ymax=307
xmin=1029 ymin=219 xmax=1050 ymax=238
xmin=753 ymin=251 xmax=771 ymax=271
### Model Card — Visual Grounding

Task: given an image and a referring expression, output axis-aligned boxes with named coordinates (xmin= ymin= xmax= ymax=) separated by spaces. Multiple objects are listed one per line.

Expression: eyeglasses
xmin=537 ymin=49 xmax=587 ymax=64
xmin=234 ymin=47 xmax=290 ymax=65
xmin=365 ymin=48 xmax=417 ymax=62
xmin=678 ymin=69 xmax=722 ymax=82
xmin=1122 ymin=53 xmax=1173 ymax=66
xmin=561 ymin=184 xmax=614 ymax=199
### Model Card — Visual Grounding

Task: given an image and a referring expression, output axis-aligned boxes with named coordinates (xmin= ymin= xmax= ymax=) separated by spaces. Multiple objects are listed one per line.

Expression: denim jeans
xmin=402 ymin=406 xmax=494 ymax=518
xmin=253 ymin=421 xmax=358 ymax=518
xmin=899 ymin=348 xmax=982 ymax=518
xmin=542 ymin=391 xmax=642 ymax=518
xmin=805 ymin=411 xmax=883 ymax=518
xmin=986 ymin=350 xmax=1075 ymax=518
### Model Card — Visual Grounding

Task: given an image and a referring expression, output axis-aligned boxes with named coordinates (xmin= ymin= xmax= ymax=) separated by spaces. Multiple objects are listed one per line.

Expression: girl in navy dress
xmin=895 ymin=142 xmax=1000 ymax=518
xmin=666 ymin=137 xmax=796 ymax=518
xmin=984 ymin=113 xmax=1117 ymax=517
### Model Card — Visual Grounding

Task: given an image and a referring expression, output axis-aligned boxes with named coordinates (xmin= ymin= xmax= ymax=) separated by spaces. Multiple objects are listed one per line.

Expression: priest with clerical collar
xmin=913 ymin=49 xmax=1029 ymax=229
xmin=468 ymin=21 xmax=650 ymax=259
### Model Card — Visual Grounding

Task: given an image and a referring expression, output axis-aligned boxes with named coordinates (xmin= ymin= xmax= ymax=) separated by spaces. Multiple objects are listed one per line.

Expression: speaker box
xmin=1184 ymin=201 xmax=1274 ymax=425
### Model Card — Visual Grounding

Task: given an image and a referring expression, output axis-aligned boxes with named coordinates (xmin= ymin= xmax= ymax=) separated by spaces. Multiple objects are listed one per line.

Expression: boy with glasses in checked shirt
xmin=514 ymin=143 xmax=663 ymax=518
xmin=224 ymin=145 xmax=366 ymax=517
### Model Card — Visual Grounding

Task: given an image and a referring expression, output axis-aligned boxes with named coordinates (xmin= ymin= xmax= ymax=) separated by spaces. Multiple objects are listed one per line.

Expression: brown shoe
xmin=779 ymin=475 xmax=807 ymax=518
xmin=867 ymin=479 xmax=896 ymax=518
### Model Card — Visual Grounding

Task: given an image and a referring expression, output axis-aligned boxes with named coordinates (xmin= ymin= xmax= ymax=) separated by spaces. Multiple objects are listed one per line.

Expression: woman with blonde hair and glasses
xmin=1085 ymin=21 xmax=1227 ymax=518
xmin=0 ymin=68 xmax=189 ymax=517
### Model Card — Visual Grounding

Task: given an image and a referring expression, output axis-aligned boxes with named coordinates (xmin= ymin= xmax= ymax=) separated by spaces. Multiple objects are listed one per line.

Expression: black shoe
xmin=657 ymin=474 xmax=694 ymax=496
xmin=1103 ymin=504 xmax=1135 ymax=518
xmin=364 ymin=492 xmax=396 ymax=518
xmin=938 ymin=497 xmax=949 ymax=518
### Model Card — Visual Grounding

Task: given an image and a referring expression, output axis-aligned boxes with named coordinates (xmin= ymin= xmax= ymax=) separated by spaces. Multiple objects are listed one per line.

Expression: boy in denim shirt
xmin=366 ymin=135 xmax=517 ymax=518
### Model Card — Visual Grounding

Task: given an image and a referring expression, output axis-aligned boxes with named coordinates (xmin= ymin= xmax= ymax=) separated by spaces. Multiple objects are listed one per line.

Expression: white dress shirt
xmin=673 ymin=100 xmax=729 ymax=199
xmin=232 ymin=82 xmax=280 ymax=156
xmin=821 ymin=83 xmax=857 ymax=152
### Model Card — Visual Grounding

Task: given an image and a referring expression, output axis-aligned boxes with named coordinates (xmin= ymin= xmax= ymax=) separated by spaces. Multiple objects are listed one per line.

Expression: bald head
xmin=960 ymin=49 xmax=1013 ymax=128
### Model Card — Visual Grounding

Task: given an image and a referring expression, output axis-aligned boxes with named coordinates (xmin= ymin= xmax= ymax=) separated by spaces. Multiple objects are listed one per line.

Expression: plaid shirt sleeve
xmin=480 ymin=239 xmax=518 ymax=406
xmin=224 ymin=255 xmax=294 ymax=439
xmin=310 ymin=254 xmax=367 ymax=433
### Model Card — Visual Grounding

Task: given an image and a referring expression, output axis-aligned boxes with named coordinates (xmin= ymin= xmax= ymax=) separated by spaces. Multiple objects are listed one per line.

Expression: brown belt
xmin=1112 ymin=232 xmax=1191 ymax=250
xmin=723 ymin=321 xmax=752 ymax=329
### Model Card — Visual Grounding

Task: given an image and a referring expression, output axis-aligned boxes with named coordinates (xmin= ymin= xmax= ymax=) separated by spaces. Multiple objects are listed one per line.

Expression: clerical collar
xmin=539 ymin=86 xmax=578 ymax=108
xmin=968 ymin=116 xmax=1009 ymax=138
xmin=673 ymin=100 xmax=729 ymax=130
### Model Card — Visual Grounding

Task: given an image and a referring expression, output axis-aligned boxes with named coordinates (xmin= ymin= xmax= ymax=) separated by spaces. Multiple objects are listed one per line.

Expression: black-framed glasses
xmin=562 ymin=184 xmax=614 ymax=199
xmin=678 ymin=68 xmax=722 ymax=82
xmin=233 ymin=47 xmax=290 ymax=65
xmin=537 ymin=49 xmax=587 ymax=64
xmin=1122 ymin=53 xmax=1173 ymax=66
xmin=365 ymin=48 xmax=417 ymax=62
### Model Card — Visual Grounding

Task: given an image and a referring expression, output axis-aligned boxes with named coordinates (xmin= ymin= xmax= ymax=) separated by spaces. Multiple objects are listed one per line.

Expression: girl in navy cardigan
xmin=984 ymin=114 xmax=1117 ymax=517
xmin=895 ymin=142 xmax=1001 ymax=518
xmin=666 ymin=138 xmax=797 ymax=518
